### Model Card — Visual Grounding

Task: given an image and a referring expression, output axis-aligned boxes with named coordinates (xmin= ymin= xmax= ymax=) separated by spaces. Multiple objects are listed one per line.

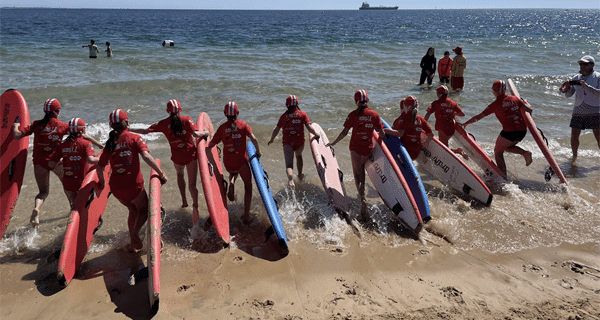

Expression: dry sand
xmin=1 ymin=232 xmax=598 ymax=319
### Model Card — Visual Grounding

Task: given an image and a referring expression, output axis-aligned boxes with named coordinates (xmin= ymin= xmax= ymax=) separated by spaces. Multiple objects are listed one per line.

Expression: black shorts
xmin=500 ymin=130 xmax=527 ymax=142
xmin=570 ymin=115 xmax=599 ymax=130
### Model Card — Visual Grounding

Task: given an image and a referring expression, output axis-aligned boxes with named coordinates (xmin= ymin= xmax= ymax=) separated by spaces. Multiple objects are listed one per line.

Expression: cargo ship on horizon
xmin=359 ymin=2 xmax=399 ymax=10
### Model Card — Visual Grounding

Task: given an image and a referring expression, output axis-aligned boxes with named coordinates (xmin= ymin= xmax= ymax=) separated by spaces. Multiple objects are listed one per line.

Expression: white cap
xmin=578 ymin=55 xmax=595 ymax=64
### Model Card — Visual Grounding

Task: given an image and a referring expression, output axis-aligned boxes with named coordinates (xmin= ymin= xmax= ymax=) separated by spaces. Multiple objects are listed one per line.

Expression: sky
xmin=0 ymin=0 xmax=597 ymax=10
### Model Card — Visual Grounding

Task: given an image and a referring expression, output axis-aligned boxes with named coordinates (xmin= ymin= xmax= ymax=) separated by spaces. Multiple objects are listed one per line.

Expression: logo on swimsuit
xmin=290 ymin=131 xmax=297 ymax=135
xmin=65 ymin=171 xmax=74 ymax=176
xmin=44 ymin=147 xmax=52 ymax=152
xmin=177 ymin=143 xmax=185 ymax=148
xmin=372 ymin=161 xmax=388 ymax=184
xmin=117 ymin=168 xmax=126 ymax=174
xmin=359 ymin=116 xmax=372 ymax=122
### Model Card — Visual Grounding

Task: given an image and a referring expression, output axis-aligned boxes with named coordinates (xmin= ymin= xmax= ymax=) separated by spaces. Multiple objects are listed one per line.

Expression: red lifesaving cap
xmin=453 ymin=46 xmax=463 ymax=54
xmin=109 ymin=109 xmax=128 ymax=124
xmin=354 ymin=90 xmax=369 ymax=102
xmin=436 ymin=85 xmax=449 ymax=95
xmin=167 ymin=99 xmax=182 ymax=113
xmin=286 ymin=95 xmax=298 ymax=107
xmin=492 ymin=80 xmax=506 ymax=94
xmin=404 ymin=95 xmax=418 ymax=108
xmin=43 ymin=98 xmax=61 ymax=113
xmin=68 ymin=118 xmax=86 ymax=133
xmin=224 ymin=102 xmax=239 ymax=117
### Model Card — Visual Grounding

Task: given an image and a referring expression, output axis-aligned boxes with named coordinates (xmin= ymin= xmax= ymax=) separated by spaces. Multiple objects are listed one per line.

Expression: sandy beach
xmin=1 ymin=146 xmax=599 ymax=319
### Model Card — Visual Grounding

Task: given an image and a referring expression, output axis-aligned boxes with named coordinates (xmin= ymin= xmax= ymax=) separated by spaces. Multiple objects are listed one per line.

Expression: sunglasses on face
xmin=579 ymin=62 xmax=592 ymax=66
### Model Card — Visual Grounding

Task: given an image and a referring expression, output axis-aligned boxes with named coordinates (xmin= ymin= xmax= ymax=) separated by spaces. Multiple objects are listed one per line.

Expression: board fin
xmin=545 ymin=166 xmax=555 ymax=182
xmin=93 ymin=217 xmax=103 ymax=235
xmin=462 ymin=183 xmax=473 ymax=195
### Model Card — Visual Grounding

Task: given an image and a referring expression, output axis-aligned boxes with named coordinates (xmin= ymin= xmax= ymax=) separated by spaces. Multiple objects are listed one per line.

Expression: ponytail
xmin=30 ymin=112 xmax=54 ymax=132
xmin=286 ymin=105 xmax=300 ymax=115
xmin=105 ymin=122 xmax=126 ymax=151
xmin=227 ymin=115 xmax=237 ymax=130
xmin=64 ymin=132 xmax=80 ymax=143
xmin=170 ymin=113 xmax=183 ymax=135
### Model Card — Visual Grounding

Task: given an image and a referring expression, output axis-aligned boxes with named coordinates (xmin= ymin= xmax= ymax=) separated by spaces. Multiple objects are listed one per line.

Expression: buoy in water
xmin=162 ymin=40 xmax=174 ymax=47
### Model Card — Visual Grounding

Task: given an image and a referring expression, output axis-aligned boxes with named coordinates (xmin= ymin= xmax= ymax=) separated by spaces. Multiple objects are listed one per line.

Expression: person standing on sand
xmin=59 ymin=118 xmax=103 ymax=209
xmin=12 ymin=98 xmax=69 ymax=228
xmin=559 ymin=55 xmax=600 ymax=161
xmin=208 ymin=102 xmax=260 ymax=224
xmin=105 ymin=42 xmax=113 ymax=57
xmin=267 ymin=95 xmax=320 ymax=189
xmin=130 ymin=99 xmax=209 ymax=223
xmin=326 ymin=90 xmax=384 ymax=221
xmin=418 ymin=47 xmax=436 ymax=86
xmin=97 ymin=109 xmax=167 ymax=253
xmin=450 ymin=46 xmax=466 ymax=91
xmin=438 ymin=51 xmax=453 ymax=85
xmin=82 ymin=40 xmax=100 ymax=58
xmin=424 ymin=85 xmax=467 ymax=159
xmin=462 ymin=80 xmax=533 ymax=176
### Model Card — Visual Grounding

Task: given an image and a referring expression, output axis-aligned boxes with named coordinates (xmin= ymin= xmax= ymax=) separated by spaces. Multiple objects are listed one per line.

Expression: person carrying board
xmin=462 ymin=80 xmax=533 ymax=176
xmin=267 ymin=95 xmax=320 ymax=189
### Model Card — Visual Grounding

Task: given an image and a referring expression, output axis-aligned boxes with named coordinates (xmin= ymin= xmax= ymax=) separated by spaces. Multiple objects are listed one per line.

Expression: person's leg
xmin=593 ymin=129 xmax=600 ymax=150
xmin=418 ymin=72 xmax=427 ymax=85
xmin=283 ymin=144 xmax=295 ymax=188
xmin=494 ymin=135 xmax=531 ymax=176
xmin=31 ymin=165 xmax=51 ymax=228
xmin=185 ymin=160 xmax=200 ymax=219
xmin=238 ymin=163 xmax=253 ymax=223
xmin=571 ymin=128 xmax=582 ymax=161
xmin=438 ymin=130 xmax=450 ymax=147
xmin=174 ymin=163 xmax=188 ymax=208
xmin=120 ymin=189 xmax=149 ymax=252
xmin=350 ymin=151 xmax=368 ymax=218
xmin=228 ymin=172 xmax=238 ymax=202
xmin=65 ymin=190 xmax=78 ymax=209
xmin=295 ymin=145 xmax=305 ymax=180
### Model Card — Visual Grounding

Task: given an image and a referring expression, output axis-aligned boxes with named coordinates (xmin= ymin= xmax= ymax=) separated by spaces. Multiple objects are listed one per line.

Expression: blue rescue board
xmin=381 ymin=118 xmax=431 ymax=222
xmin=247 ymin=142 xmax=288 ymax=252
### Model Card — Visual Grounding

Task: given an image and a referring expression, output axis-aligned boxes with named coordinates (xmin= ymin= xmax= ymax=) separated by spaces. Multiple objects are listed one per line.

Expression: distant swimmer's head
xmin=43 ymin=98 xmax=61 ymax=114
xmin=109 ymin=109 xmax=129 ymax=128
xmin=453 ymin=46 xmax=462 ymax=55
xmin=68 ymin=118 xmax=86 ymax=134
xmin=436 ymin=85 xmax=449 ymax=97
xmin=90 ymin=39 xmax=95 ymax=45
xmin=286 ymin=95 xmax=299 ymax=108
xmin=106 ymin=42 xmax=110 ymax=46
xmin=167 ymin=99 xmax=182 ymax=114
xmin=492 ymin=80 xmax=506 ymax=97
xmin=224 ymin=101 xmax=239 ymax=117
xmin=354 ymin=90 xmax=369 ymax=106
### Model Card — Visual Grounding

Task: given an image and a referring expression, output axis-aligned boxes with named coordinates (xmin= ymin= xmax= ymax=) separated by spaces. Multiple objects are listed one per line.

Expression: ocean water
xmin=1 ymin=8 xmax=599 ymax=257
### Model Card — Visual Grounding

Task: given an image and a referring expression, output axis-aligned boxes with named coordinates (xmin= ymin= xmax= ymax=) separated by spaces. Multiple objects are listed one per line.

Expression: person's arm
xmin=462 ymin=110 xmax=487 ymax=128
xmin=267 ymin=126 xmax=280 ymax=145
xmin=140 ymin=150 xmax=167 ymax=184
xmin=383 ymin=128 xmax=404 ymax=138
xmin=97 ymin=165 xmax=105 ymax=190
xmin=306 ymin=123 xmax=320 ymax=141
xmin=12 ymin=123 xmax=26 ymax=140
xmin=424 ymin=111 xmax=433 ymax=122
xmin=580 ymin=80 xmax=600 ymax=98
xmin=129 ymin=127 xmax=150 ymax=134
xmin=326 ymin=127 xmax=350 ymax=147
xmin=249 ymin=133 xmax=260 ymax=157
xmin=82 ymin=133 xmax=103 ymax=148
xmin=86 ymin=155 xmax=99 ymax=165
xmin=193 ymin=130 xmax=210 ymax=139
xmin=520 ymin=99 xmax=533 ymax=114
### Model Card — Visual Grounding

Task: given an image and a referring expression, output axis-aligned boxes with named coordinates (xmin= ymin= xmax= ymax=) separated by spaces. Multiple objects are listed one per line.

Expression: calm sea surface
xmin=1 ymin=8 xmax=599 ymax=255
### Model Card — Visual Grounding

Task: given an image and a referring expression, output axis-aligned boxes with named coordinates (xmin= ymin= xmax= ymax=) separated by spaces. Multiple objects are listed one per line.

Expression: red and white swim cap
xmin=166 ymin=99 xmax=182 ymax=114
xmin=436 ymin=85 xmax=449 ymax=95
xmin=404 ymin=95 xmax=418 ymax=108
xmin=43 ymin=98 xmax=61 ymax=113
xmin=109 ymin=109 xmax=128 ymax=124
xmin=492 ymin=80 xmax=506 ymax=95
xmin=224 ymin=102 xmax=239 ymax=117
xmin=68 ymin=118 xmax=86 ymax=134
xmin=354 ymin=90 xmax=369 ymax=103
xmin=286 ymin=95 xmax=298 ymax=107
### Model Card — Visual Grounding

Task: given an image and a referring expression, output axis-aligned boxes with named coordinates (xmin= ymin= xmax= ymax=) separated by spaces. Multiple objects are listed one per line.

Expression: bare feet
xmin=203 ymin=218 xmax=213 ymax=231
xmin=181 ymin=202 xmax=189 ymax=209
xmin=452 ymin=148 xmax=468 ymax=161
xmin=126 ymin=243 xmax=143 ymax=254
xmin=227 ymin=184 xmax=235 ymax=202
xmin=288 ymin=179 xmax=295 ymax=189
xmin=298 ymin=173 xmax=305 ymax=181
xmin=524 ymin=151 xmax=533 ymax=166
xmin=242 ymin=214 xmax=252 ymax=224
xmin=30 ymin=209 xmax=40 ymax=228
